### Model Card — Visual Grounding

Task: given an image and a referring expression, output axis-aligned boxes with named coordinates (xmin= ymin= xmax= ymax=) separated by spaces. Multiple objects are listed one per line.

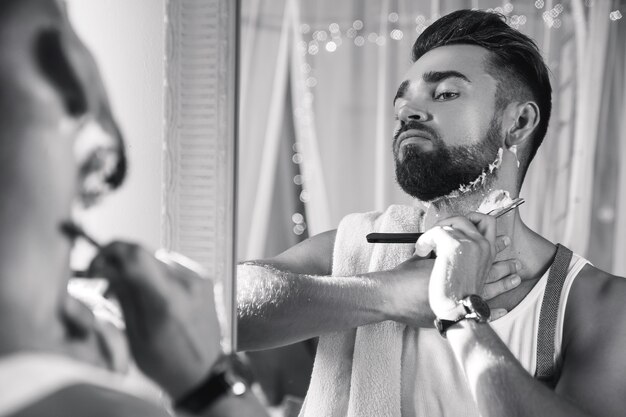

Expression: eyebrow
xmin=393 ymin=71 xmax=471 ymax=105
xmin=423 ymin=70 xmax=471 ymax=84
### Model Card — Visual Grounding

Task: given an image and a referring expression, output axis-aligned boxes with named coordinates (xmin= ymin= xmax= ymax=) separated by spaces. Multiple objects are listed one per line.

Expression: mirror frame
xmin=162 ymin=0 xmax=239 ymax=352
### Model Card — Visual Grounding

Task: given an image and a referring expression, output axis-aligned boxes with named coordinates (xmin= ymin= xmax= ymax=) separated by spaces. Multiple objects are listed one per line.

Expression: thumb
xmin=415 ymin=227 xmax=439 ymax=257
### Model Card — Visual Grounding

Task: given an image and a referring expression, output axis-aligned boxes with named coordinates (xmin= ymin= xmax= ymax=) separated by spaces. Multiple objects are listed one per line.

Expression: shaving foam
xmin=510 ymin=145 xmax=520 ymax=168
xmin=477 ymin=189 xmax=514 ymax=214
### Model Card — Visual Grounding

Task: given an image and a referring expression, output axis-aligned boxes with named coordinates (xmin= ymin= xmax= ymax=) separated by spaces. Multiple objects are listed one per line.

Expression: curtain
xmin=238 ymin=0 xmax=626 ymax=274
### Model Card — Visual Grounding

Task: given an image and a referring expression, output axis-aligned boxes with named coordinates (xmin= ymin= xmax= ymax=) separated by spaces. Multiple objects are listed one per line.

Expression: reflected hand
xmin=88 ymin=242 xmax=222 ymax=400
xmin=60 ymin=294 xmax=130 ymax=372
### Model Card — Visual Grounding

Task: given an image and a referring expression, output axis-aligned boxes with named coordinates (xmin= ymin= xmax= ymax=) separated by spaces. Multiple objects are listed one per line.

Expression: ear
xmin=503 ymin=101 xmax=540 ymax=149
xmin=35 ymin=28 xmax=88 ymax=117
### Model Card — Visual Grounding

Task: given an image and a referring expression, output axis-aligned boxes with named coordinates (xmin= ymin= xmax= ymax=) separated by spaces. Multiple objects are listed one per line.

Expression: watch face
xmin=466 ymin=294 xmax=490 ymax=322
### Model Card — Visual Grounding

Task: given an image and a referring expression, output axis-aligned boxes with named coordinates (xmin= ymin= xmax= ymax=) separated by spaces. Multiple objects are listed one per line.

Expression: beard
xmin=394 ymin=117 xmax=502 ymax=202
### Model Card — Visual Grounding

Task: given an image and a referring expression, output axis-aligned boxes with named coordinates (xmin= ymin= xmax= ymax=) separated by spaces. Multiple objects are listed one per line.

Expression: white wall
xmin=66 ymin=0 xmax=165 ymax=251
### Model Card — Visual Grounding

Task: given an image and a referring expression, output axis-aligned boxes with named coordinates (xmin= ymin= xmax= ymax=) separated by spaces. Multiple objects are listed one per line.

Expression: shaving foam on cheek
xmin=453 ymin=148 xmax=504 ymax=196
xmin=489 ymin=148 xmax=504 ymax=173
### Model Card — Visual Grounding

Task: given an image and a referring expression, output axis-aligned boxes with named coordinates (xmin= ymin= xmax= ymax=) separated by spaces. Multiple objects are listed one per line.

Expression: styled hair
xmin=412 ymin=9 xmax=552 ymax=183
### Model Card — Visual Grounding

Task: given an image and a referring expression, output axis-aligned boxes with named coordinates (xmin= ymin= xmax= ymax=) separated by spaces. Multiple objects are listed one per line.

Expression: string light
xmin=314 ymin=30 xmax=328 ymax=41
xmin=390 ymin=29 xmax=404 ymax=40
xmin=609 ymin=10 xmax=622 ymax=21
xmin=292 ymin=213 xmax=304 ymax=224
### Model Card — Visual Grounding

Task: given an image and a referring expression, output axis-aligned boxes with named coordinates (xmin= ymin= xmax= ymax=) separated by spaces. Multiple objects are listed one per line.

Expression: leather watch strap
xmin=174 ymin=354 xmax=252 ymax=414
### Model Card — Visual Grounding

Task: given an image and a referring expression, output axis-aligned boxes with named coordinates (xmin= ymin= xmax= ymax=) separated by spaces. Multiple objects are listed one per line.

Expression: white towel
xmin=300 ymin=205 xmax=425 ymax=417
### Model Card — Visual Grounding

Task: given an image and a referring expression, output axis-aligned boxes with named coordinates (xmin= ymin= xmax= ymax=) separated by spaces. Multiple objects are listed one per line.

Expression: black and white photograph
xmin=0 ymin=1 xmax=625 ymax=416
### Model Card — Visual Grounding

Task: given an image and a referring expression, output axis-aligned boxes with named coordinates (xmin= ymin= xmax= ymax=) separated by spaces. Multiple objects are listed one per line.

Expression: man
xmin=0 ymin=1 xmax=267 ymax=416
xmin=238 ymin=9 xmax=626 ymax=417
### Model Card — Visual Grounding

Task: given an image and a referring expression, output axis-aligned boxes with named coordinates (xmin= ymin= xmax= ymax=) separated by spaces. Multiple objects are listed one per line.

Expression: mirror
xmin=237 ymin=0 xmax=626 ymax=414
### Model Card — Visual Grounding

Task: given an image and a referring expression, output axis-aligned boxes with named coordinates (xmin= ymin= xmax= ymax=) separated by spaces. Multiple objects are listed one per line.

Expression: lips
xmin=397 ymin=129 xmax=433 ymax=152
xmin=399 ymin=129 xmax=432 ymax=143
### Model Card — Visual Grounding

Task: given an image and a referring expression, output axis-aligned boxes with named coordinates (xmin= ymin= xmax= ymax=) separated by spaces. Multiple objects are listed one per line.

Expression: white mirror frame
xmin=163 ymin=0 xmax=239 ymax=352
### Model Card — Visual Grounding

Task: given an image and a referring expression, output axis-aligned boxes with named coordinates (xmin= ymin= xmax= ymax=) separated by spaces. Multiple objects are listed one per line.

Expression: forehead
xmin=402 ymin=44 xmax=497 ymax=88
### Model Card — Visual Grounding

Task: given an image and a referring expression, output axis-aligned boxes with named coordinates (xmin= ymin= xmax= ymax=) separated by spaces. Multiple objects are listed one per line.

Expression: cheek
xmin=437 ymin=106 xmax=493 ymax=146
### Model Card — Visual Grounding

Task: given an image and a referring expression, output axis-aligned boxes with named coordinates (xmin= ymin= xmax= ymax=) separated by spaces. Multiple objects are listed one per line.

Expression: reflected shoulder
xmin=251 ymin=229 xmax=337 ymax=276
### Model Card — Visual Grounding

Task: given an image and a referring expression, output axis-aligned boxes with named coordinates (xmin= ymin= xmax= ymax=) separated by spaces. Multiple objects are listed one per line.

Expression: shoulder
xmin=8 ymin=383 xmax=169 ymax=417
xmin=556 ymin=265 xmax=626 ymax=412
xmin=562 ymin=264 xmax=626 ymax=363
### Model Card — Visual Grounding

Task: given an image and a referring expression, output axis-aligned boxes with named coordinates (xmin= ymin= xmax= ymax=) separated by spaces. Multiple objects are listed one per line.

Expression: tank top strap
xmin=534 ymin=243 xmax=573 ymax=387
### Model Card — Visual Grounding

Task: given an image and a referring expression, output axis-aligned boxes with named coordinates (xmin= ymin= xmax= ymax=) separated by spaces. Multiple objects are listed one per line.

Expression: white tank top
xmin=401 ymin=253 xmax=589 ymax=417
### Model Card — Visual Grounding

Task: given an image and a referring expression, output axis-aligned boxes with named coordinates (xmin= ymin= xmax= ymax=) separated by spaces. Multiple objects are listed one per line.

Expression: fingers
xmin=486 ymin=258 xmax=521 ymax=283
xmin=89 ymin=242 xmax=162 ymax=286
xmin=495 ymin=235 xmax=511 ymax=254
xmin=435 ymin=216 xmax=484 ymax=240
xmin=466 ymin=212 xmax=496 ymax=245
xmin=482 ymin=274 xmax=522 ymax=300
xmin=61 ymin=296 xmax=96 ymax=337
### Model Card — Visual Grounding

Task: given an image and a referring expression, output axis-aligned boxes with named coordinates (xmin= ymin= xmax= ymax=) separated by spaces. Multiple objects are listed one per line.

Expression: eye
xmin=434 ymin=91 xmax=459 ymax=101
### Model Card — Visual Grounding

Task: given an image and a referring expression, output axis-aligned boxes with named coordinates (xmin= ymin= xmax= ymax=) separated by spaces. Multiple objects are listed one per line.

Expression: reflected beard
xmin=394 ymin=119 xmax=502 ymax=202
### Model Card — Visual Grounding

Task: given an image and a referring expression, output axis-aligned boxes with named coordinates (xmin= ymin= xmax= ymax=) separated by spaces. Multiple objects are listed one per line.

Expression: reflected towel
xmin=300 ymin=205 xmax=424 ymax=417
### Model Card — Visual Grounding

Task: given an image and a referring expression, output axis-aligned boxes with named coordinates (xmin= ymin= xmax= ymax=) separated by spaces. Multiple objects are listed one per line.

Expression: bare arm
xmin=237 ymin=230 xmax=433 ymax=351
xmin=445 ymin=320 xmax=593 ymax=417
xmin=447 ymin=269 xmax=626 ymax=417
xmin=237 ymin=230 xmax=518 ymax=351
xmin=445 ymin=270 xmax=626 ymax=417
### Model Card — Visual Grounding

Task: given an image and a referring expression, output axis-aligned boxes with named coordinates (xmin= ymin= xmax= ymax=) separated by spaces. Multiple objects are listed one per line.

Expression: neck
xmin=0 ymin=212 xmax=71 ymax=355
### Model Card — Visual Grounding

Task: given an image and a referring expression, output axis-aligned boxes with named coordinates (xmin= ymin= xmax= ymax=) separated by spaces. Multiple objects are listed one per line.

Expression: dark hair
xmin=412 ymin=9 xmax=552 ymax=184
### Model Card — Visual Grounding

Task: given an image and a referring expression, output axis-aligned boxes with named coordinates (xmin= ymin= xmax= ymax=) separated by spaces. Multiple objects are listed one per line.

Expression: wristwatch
xmin=174 ymin=353 xmax=254 ymax=414
xmin=434 ymin=294 xmax=491 ymax=338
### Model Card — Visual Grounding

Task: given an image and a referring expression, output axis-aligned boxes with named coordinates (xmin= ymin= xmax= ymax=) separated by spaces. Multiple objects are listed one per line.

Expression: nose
xmin=397 ymin=105 xmax=430 ymax=123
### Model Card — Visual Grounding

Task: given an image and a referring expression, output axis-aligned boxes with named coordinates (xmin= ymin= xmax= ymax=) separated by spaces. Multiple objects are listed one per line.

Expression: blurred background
xmin=237 ymin=0 xmax=625 ymax=414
